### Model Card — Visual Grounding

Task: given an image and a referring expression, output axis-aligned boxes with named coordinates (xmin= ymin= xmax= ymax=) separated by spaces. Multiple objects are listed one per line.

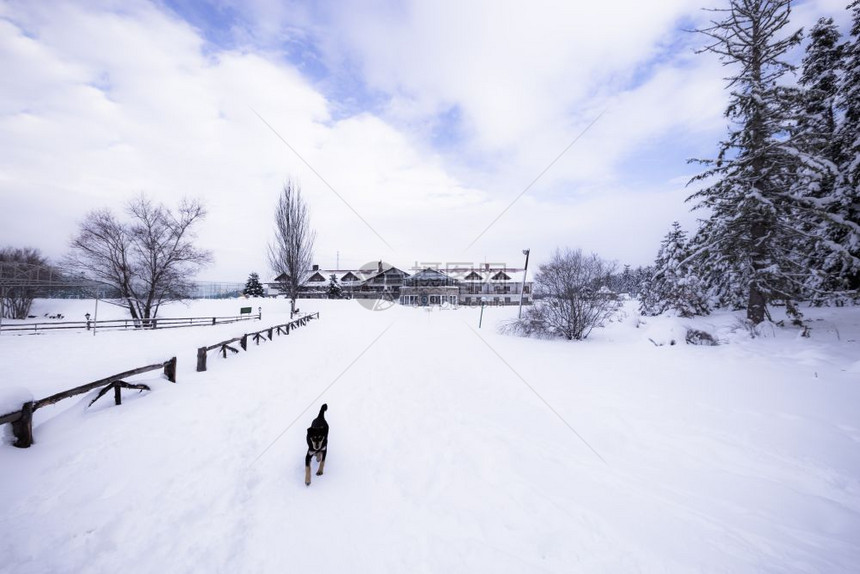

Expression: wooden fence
xmin=196 ymin=312 xmax=319 ymax=372
xmin=0 ymin=358 xmax=177 ymax=448
xmin=1 ymin=312 xmax=320 ymax=449
xmin=0 ymin=312 xmax=262 ymax=335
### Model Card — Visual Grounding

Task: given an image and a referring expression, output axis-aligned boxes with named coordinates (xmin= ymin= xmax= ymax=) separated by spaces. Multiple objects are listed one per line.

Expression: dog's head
xmin=307 ymin=427 xmax=326 ymax=451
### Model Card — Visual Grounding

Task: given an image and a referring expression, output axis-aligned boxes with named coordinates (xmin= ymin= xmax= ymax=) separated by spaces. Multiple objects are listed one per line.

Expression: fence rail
xmin=196 ymin=312 xmax=319 ymax=372
xmin=0 ymin=357 xmax=177 ymax=448
xmin=0 ymin=312 xmax=261 ymax=335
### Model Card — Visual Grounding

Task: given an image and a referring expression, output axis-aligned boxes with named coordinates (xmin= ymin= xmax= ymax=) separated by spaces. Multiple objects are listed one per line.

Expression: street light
xmin=479 ymin=297 xmax=488 ymax=328
xmin=518 ymin=249 xmax=530 ymax=319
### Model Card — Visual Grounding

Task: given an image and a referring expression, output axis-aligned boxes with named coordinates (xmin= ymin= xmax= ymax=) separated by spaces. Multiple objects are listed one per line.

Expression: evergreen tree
xmin=620 ymin=264 xmax=633 ymax=295
xmin=689 ymin=0 xmax=804 ymax=324
xmin=327 ymin=274 xmax=343 ymax=299
xmin=243 ymin=272 xmax=265 ymax=297
xmin=798 ymin=18 xmax=843 ymax=165
xmin=640 ymin=222 xmax=710 ymax=317
xmin=794 ymin=16 xmax=857 ymax=302
xmin=832 ymin=0 xmax=860 ymax=293
xmin=628 ymin=265 xmax=653 ymax=299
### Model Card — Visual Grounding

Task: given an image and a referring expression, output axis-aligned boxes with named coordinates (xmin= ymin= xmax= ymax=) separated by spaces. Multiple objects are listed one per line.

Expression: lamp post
xmin=479 ymin=297 xmax=488 ymax=328
xmin=92 ymin=293 xmax=99 ymax=336
xmin=518 ymin=249 xmax=530 ymax=319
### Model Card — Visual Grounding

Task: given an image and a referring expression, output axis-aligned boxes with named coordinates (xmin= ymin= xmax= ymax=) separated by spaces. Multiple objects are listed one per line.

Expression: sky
xmin=0 ymin=0 xmax=854 ymax=281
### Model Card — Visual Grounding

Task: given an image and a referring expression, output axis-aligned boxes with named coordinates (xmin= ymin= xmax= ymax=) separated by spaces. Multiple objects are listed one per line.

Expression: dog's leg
xmin=316 ymin=450 xmax=326 ymax=476
xmin=305 ymin=453 xmax=313 ymax=486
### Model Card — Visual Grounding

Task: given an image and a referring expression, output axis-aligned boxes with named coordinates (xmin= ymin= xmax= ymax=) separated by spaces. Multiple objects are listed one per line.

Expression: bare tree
xmin=505 ymin=249 xmax=620 ymax=341
xmin=268 ymin=181 xmax=316 ymax=315
xmin=66 ymin=194 xmax=211 ymax=324
xmin=0 ymin=247 xmax=52 ymax=319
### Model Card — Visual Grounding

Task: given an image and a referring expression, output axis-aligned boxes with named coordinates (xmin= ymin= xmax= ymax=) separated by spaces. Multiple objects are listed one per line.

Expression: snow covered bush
xmin=505 ymin=248 xmax=621 ymax=341
xmin=685 ymin=328 xmax=718 ymax=346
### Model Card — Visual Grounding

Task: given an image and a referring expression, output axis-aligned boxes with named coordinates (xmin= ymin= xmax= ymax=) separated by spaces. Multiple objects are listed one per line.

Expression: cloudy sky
xmin=0 ymin=0 xmax=853 ymax=281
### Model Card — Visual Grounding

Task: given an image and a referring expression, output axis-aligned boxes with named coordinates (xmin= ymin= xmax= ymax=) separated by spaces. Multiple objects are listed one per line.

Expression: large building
xmin=268 ymin=262 xmax=532 ymax=307
xmin=445 ymin=265 xmax=532 ymax=307
xmin=268 ymin=261 xmax=409 ymax=301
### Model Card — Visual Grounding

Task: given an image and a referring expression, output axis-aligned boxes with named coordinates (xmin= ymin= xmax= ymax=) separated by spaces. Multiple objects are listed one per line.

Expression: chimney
xmin=378 ymin=260 xmax=383 ymax=273
xmin=485 ymin=263 xmax=490 ymax=271
xmin=312 ymin=264 xmax=319 ymax=271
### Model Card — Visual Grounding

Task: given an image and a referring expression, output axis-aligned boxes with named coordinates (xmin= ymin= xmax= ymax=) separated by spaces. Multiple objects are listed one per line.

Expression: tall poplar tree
xmin=268 ymin=181 xmax=316 ymax=315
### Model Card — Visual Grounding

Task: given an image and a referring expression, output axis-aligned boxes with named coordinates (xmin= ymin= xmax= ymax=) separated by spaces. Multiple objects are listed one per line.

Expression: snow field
xmin=1 ymin=299 xmax=859 ymax=573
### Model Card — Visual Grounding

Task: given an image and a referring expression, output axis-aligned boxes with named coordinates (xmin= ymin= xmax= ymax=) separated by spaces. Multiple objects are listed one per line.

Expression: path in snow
xmin=1 ymin=300 xmax=859 ymax=573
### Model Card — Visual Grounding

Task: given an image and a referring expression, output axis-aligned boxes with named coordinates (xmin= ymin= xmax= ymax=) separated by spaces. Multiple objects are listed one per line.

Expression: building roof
xmin=270 ymin=263 xmax=411 ymax=288
xmin=444 ymin=268 xmax=529 ymax=283
xmin=403 ymin=268 xmax=458 ymax=286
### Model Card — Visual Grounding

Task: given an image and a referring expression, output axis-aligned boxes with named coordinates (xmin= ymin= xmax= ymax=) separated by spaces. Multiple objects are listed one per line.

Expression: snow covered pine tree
xmin=327 ymin=274 xmax=343 ymax=299
xmin=794 ymin=17 xmax=848 ymax=302
xmin=243 ymin=272 xmax=265 ymax=297
xmin=832 ymin=0 xmax=860 ymax=294
xmin=690 ymin=0 xmax=805 ymax=324
xmin=640 ymin=222 xmax=709 ymax=317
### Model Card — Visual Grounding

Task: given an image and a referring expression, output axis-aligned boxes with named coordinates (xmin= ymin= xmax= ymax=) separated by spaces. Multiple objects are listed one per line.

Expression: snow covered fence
xmin=0 ymin=312 xmax=262 ymax=335
xmin=0 ymin=357 xmax=177 ymax=448
xmin=195 ymin=312 xmax=320 ymax=372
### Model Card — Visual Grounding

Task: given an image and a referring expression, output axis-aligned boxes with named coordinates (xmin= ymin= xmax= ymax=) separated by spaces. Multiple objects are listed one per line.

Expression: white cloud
xmin=0 ymin=0 xmax=854 ymax=282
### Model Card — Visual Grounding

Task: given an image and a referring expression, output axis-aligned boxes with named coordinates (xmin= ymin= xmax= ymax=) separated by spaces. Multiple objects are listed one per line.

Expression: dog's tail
xmin=319 ymin=404 xmax=328 ymax=416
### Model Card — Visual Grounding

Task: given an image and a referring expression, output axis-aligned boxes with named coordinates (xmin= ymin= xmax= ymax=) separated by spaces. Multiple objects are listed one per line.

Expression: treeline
xmin=640 ymin=0 xmax=860 ymax=324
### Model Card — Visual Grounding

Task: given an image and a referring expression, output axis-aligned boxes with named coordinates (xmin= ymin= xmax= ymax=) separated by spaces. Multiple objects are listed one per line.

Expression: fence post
xmin=12 ymin=401 xmax=34 ymax=448
xmin=164 ymin=357 xmax=177 ymax=382
xmin=114 ymin=383 xmax=122 ymax=405
xmin=240 ymin=334 xmax=248 ymax=351
xmin=196 ymin=347 xmax=207 ymax=372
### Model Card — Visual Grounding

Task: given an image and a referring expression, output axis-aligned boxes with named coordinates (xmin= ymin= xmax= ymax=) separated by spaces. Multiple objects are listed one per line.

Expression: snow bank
xmin=0 ymin=386 xmax=33 ymax=415
xmin=1 ymin=299 xmax=858 ymax=573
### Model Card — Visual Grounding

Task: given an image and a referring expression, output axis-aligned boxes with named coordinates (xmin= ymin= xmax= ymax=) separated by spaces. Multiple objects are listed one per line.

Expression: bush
xmin=505 ymin=248 xmax=621 ymax=341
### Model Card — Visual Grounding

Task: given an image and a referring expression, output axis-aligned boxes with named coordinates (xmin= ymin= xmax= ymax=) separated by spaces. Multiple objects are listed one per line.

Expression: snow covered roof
xmin=270 ymin=264 xmax=531 ymax=286
xmin=402 ymin=268 xmax=458 ymax=286
xmin=270 ymin=264 xmax=411 ymax=287
xmin=443 ymin=268 xmax=529 ymax=283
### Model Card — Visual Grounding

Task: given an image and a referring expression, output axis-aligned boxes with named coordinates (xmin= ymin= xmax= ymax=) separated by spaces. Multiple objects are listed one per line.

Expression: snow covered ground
xmin=1 ymin=298 xmax=859 ymax=573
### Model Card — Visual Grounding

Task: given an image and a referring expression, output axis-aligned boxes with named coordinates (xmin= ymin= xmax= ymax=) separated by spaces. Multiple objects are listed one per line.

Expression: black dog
xmin=305 ymin=404 xmax=328 ymax=486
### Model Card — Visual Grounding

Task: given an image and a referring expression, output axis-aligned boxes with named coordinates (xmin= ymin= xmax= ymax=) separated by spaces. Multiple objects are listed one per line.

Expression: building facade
xmin=269 ymin=262 xmax=532 ymax=307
